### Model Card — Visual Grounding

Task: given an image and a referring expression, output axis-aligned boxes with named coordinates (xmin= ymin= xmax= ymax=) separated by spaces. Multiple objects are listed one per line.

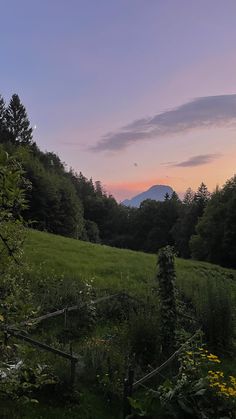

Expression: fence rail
xmin=7 ymin=329 xmax=78 ymax=361
xmin=133 ymin=329 xmax=201 ymax=389
xmin=7 ymin=293 xmax=121 ymax=329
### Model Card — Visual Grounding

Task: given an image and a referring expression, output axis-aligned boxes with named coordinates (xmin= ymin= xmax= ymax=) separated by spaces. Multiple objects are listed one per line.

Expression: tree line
xmin=0 ymin=93 xmax=236 ymax=268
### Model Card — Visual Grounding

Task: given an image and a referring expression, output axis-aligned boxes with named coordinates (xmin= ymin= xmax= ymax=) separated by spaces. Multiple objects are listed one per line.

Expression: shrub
xmin=129 ymin=344 xmax=236 ymax=418
xmin=128 ymin=313 xmax=161 ymax=366
xmin=157 ymin=246 xmax=177 ymax=356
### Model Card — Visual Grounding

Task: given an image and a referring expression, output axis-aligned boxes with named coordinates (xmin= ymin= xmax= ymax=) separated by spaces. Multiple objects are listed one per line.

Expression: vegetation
xmin=0 ymin=93 xmax=236 ymax=418
xmin=1 ymin=93 xmax=236 ymax=269
xmin=22 ymin=232 xmax=236 ymax=418
xmin=130 ymin=344 xmax=236 ymax=418
xmin=157 ymin=246 xmax=177 ymax=356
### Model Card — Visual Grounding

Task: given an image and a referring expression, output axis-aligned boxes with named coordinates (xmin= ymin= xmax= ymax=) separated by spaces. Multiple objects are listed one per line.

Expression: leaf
xmin=178 ymin=399 xmax=194 ymax=415
xmin=194 ymin=388 xmax=206 ymax=396
xmin=128 ymin=397 xmax=142 ymax=410
xmin=0 ymin=314 xmax=4 ymax=322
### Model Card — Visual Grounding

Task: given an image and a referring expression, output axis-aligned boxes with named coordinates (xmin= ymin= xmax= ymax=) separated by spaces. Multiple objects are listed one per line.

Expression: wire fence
xmin=122 ymin=329 xmax=201 ymax=418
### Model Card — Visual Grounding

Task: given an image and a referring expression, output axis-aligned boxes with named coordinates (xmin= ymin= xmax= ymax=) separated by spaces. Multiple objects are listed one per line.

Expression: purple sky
xmin=1 ymin=0 xmax=236 ymax=200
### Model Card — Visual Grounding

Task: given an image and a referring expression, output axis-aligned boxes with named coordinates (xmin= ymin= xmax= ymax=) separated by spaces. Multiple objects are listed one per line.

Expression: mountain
xmin=122 ymin=185 xmax=174 ymax=207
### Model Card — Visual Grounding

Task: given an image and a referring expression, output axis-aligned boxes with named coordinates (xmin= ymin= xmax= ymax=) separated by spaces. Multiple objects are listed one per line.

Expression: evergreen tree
xmin=191 ymin=175 xmax=236 ymax=267
xmin=0 ymin=95 xmax=8 ymax=143
xmin=170 ymin=191 xmax=181 ymax=203
xmin=6 ymin=94 xmax=33 ymax=145
xmin=183 ymin=187 xmax=195 ymax=205
xmin=194 ymin=182 xmax=210 ymax=213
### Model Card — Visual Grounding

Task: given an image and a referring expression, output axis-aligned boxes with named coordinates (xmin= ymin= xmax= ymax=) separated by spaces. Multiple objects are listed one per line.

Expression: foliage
xmin=97 ymin=293 xmax=140 ymax=322
xmin=80 ymin=332 xmax=125 ymax=399
xmin=2 ymin=92 xmax=236 ymax=270
xmin=191 ymin=176 xmax=236 ymax=268
xmin=128 ymin=313 xmax=161 ymax=366
xmin=0 ymin=95 xmax=8 ymax=143
xmin=157 ymin=347 xmax=236 ymax=418
xmin=0 ymin=361 xmax=58 ymax=403
xmin=173 ymin=183 xmax=210 ymax=259
xmin=0 ymin=148 xmax=34 ymax=324
xmin=129 ymin=344 xmax=236 ymax=419
xmin=0 ymin=147 xmax=28 ymax=271
xmin=5 ymin=94 xmax=33 ymax=145
xmin=157 ymin=246 xmax=177 ymax=356
xmin=197 ymin=279 xmax=233 ymax=350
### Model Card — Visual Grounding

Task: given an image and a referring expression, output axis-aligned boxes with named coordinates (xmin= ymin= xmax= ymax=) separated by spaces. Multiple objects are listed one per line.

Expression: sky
xmin=1 ymin=0 xmax=236 ymax=201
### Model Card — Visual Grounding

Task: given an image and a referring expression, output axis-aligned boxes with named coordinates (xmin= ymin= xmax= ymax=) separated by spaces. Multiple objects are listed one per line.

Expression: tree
xmin=191 ymin=175 xmax=236 ymax=267
xmin=172 ymin=184 xmax=210 ymax=258
xmin=6 ymin=94 xmax=33 ymax=145
xmin=18 ymin=149 xmax=85 ymax=238
xmin=0 ymin=146 xmax=33 ymax=325
xmin=0 ymin=147 xmax=28 ymax=272
xmin=183 ymin=187 xmax=195 ymax=205
xmin=194 ymin=182 xmax=211 ymax=214
xmin=0 ymin=95 xmax=8 ymax=143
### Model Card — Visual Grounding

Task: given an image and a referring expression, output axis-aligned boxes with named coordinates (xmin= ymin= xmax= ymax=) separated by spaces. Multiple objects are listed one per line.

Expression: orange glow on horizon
xmin=105 ymin=178 xmax=176 ymax=201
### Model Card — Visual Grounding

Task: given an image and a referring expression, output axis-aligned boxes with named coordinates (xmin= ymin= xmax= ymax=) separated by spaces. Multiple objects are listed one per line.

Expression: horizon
xmin=2 ymin=0 xmax=236 ymax=201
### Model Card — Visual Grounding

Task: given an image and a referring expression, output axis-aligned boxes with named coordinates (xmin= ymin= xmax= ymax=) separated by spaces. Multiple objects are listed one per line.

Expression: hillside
xmin=24 ymin=229 xmax=236 ymax=303
xmin=4 ymin=228 xmax=233 ymax=419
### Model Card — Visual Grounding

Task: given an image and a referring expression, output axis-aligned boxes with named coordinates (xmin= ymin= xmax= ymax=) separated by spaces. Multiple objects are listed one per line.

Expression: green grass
xmin=24 ymin=229 xmax=155 ymax=296
xmin=5 ymin=228 xmax=235 ymax=418
xmin=24 ymin=229 xmax=236 ymax=299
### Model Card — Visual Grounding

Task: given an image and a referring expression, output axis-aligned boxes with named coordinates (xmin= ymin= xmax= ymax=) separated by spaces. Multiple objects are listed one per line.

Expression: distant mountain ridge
xmin=122 ymin=185 xmax=174 ymax=207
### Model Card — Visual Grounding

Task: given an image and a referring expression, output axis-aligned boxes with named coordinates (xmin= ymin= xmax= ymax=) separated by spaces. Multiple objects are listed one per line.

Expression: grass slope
xmin=19 ymin=229 xmax=236 ymax=418
xmin=25 ymin=229 xmax=236 ymax=299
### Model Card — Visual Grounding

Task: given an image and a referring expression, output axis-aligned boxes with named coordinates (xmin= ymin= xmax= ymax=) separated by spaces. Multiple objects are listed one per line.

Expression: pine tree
xmin=183 ymin=187 xmax=195 ymax=205
xmin=6 ymin=94 xmax=33 ymax=145
xmin=170 ymin=191 xmax=180 ymax=202
xmin=0 ymin=95 xmax=7 ymax=143
xmin=194 ymin=182 xmax=210 ymax=207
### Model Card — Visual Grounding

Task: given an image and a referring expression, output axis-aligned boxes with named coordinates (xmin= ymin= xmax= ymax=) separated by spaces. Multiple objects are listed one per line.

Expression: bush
xmin=129 ymin=343 xmax=236 ymax=418
xmin=128 ymin=313 xmax=161 ymax=366
xmin=97 ymin=293 xmax=140 ymax=322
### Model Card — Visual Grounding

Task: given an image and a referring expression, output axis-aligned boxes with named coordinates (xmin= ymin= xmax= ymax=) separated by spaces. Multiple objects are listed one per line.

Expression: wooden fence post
xmin=70 ymin=343 xmax=77 ymax=388
xmin=123 ymin=366 xmax=134 ymax=419
xmin=64 ymin=307 xmax=68 ymax=329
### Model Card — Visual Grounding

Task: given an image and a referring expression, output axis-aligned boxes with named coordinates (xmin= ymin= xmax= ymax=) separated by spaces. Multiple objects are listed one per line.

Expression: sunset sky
xmin=1 ymin=0 xmax=236 ymax=201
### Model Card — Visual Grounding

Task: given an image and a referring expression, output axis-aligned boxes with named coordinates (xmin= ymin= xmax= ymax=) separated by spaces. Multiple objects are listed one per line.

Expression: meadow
xmin=3 ymin=229 xmax=235 ymax=418
xmin=24 ymin=229 xmax=236 ymax=299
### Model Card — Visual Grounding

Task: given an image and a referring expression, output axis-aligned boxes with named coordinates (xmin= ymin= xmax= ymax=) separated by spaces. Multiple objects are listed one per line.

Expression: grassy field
xmin=13 ymin=229 xmax=235 ymax=418
xmin=24 ymin=229 xmax=236 ymax=297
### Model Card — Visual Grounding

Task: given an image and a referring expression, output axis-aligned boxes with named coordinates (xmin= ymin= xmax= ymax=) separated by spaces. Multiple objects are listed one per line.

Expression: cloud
xmin=165 ymin=153 xmax=222 ymax=168
xmin=92 ymin=94 xmax=236 ymax=152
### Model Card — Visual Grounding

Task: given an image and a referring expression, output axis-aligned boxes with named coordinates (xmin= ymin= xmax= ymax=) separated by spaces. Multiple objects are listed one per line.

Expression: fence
xmin=122 ymin=329 xmax=201 ymax=418
xmin=3 ymin=291 xmax=200 ymax=416
xmin=3 ymin=291 xmax=141 ymax=388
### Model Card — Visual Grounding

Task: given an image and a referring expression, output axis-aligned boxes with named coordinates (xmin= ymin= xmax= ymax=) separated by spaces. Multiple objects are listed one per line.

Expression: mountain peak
xmin=122 ymin=184 xmax=174 ymax=208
